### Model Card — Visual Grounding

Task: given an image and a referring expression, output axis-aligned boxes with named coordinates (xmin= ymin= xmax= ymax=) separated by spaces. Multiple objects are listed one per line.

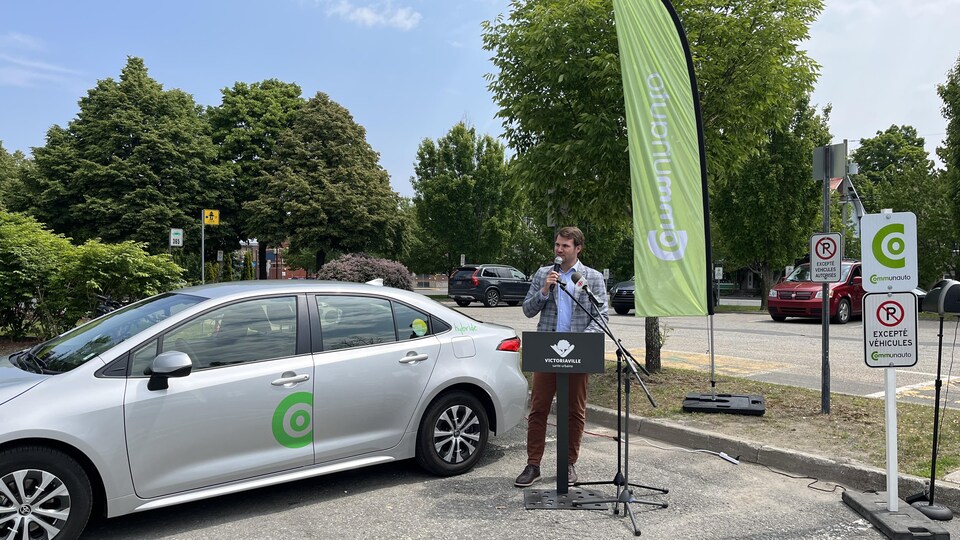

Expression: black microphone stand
xmin=556 ymin=282 xmax=668 ymax=536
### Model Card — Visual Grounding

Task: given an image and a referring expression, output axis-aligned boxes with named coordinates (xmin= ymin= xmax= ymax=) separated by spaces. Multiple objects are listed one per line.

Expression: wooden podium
xmin=521 ymin=331 xmax=605 ymax=509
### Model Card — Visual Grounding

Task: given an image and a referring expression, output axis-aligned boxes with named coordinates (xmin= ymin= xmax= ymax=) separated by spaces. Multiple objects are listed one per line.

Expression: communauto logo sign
xmin=872 ymin=223 xmax=907 ymax=269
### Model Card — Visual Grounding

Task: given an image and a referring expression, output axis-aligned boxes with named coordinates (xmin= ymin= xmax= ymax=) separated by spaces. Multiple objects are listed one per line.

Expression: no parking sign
xmin=862 ymin=292 xmax=918 ymax=368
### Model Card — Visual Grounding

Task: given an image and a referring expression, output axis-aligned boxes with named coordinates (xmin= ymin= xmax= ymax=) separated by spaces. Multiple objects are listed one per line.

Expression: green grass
xmin=580 ymin=364 xmax=959 ymax=478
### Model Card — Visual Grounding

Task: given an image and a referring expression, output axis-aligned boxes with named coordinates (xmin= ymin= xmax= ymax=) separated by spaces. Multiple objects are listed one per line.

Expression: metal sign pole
xmin=201 ymin=211 xmax=205 ymax=284
xmin=884 ymin=366 xmax=898 ymax=511
xmin=821 ymin=145 xmax=831 ymax=414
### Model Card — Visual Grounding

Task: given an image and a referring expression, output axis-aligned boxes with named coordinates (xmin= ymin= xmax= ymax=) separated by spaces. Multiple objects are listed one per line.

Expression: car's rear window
xmin=453 ymin=269 xmax=476 ymax=280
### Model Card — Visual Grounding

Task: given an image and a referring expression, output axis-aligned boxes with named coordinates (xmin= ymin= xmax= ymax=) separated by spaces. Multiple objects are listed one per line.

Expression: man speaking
xmin=514 ymin=226 xmax=609 ymax=487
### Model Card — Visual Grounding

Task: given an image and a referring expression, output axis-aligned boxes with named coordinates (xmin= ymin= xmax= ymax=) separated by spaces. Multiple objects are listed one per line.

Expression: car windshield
xmin=784 ymin=264 xmax=853 ymax=282
xmin=24 ymin=292 xmax=204 ymax=374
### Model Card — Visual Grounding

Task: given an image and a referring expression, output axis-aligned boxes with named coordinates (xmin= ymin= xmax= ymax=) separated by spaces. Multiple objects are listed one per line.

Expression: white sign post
xmin=810 ymin=233 xmax=842 ymax=283
xmin=860 ymin=212 xmax=918 ymax=514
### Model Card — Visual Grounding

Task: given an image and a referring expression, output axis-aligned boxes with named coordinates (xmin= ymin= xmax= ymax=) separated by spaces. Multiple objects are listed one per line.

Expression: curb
xmin=583 ymin=403 xmax=960 ymax=512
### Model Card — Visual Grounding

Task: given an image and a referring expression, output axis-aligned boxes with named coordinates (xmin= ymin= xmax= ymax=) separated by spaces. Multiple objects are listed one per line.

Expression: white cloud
xmin=0 ymin=32 xmax=44 ymax=50
xmin=323 ymin=0 xmax=422 ymax=30
xmin=0 ymin=53 xmax=83 ymax=88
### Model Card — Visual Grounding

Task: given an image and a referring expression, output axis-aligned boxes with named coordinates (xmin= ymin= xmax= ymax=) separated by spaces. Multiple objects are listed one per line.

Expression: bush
xmin=316 ymin=253 xmax=414 ymax=290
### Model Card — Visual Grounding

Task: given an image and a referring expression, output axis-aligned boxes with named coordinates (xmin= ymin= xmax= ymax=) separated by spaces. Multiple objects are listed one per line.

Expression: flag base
xmin=681 ymin=393 xmax=765 ymax=416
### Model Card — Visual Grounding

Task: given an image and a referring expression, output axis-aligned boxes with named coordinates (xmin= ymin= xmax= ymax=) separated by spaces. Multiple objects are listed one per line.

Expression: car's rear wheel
xmin=455 ymin=299 xmax=471 ymax=307
xmin=614 ymin=306 xmax=630 ymax=315
xmin=483 ymin=289 xmax=500 ymax=307
xmin=832 ymin=298 xmax=851 ymax=324
xmin=506 ymin=301 xmax=519 ymax=306
xmin=415 ymin=391 xmax=489 ymax=476
xmin=770 ymin=315 xmax=787 ymax=322
xmin=0 ymin=446 xmax=93 ymax=540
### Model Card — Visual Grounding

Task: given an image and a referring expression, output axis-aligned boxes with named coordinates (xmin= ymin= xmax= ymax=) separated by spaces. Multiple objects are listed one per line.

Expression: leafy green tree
xmin=19 ymin=57 xmax=229 ymax=257
xmin=412 ymin=122 xmax=516 ymax=270
xmin=0 ymin=142 xmax=31 ymax=211
xmin=939 ymin=53 xmax=960 ymax=277
xmin=208 ymin=80 xmax=305 ymax=279
xmin=713 ymin=98 xmax=832 ymax=308
xmin=260 ymin=92 xmax=401 ymax=270
xmin=852 ymin=126 xmax=952 ymax=288
xmin=0 ymin=211 xmax=73 ymax=338
xmin=242 ymin=250 xmax=255 ymax=280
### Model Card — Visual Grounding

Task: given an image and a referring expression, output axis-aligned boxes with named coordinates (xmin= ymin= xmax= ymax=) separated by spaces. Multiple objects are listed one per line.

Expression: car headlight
xmin=768 ymin=289 xmax=777 ymax=298
xmin=814 ymin=290 xmax=833 ymax=299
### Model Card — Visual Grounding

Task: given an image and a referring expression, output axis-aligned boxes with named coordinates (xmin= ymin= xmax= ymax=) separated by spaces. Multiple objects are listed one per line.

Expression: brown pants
xmin=526 ymin=371 xmax=589 ymax=466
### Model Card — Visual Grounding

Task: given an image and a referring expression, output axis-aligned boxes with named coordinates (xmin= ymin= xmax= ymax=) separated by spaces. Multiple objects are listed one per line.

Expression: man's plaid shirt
xmin=522 ymin=261 xmax=609 ymax=333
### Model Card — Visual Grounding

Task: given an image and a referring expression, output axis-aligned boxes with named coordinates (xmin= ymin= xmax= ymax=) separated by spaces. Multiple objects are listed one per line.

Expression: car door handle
xmin=271 ymin=373 xmax=310 ymax=386
xmin=399 ymin=352 xmax=429 ymax=364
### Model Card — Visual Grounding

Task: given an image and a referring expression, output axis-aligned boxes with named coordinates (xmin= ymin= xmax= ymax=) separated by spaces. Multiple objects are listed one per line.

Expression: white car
xmin=0 ymin=281 xmax=528 ymax=539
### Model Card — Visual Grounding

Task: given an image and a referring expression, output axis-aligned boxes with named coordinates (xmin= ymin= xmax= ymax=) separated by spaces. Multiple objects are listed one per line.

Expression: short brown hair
xmin=556 ymin=226 xmax=584 ymax=248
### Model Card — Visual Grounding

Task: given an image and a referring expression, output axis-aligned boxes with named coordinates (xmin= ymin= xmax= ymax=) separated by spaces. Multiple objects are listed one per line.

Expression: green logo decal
xmin=871 ymin=351 xmax=881 ymax=361
xmin=872 ymin=223 xmax=906 ymax=269
xmin=272 ymin=392 xmax=313 ymax=448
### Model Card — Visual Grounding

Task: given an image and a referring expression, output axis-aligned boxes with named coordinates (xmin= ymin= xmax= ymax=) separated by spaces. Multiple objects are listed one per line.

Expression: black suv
xmin=448 ymin=264 xmax=530 ymax=307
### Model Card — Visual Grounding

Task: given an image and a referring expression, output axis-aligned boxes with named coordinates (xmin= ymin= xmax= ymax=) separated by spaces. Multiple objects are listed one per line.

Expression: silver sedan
xmin=0 ymin=281 xmax=528 ymax=540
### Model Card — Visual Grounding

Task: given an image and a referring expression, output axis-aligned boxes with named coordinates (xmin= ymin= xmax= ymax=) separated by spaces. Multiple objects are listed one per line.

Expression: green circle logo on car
xmin=272 ymin=392 xmax=313 ymax=448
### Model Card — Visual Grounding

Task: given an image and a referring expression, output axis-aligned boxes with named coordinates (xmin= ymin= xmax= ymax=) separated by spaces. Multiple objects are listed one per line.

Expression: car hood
xmin=774 ymin=281 xmax=831 ymax=292
xmin=0 ymin=357 xmax=48 ymax=406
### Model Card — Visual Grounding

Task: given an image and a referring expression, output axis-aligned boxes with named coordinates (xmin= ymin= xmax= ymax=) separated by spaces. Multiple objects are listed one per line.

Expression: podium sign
xmin=522 ymin=332 xmax=605 ymax=374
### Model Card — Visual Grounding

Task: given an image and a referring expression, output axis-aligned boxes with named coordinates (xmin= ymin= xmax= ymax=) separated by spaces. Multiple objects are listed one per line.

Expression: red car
xmin=767 ymin=261 xmax=865 ymax=324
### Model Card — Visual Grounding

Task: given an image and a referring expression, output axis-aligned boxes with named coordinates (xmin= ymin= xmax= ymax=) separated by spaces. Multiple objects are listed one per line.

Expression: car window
xmin=482 ymin=268 xmax=498 ymax=278
xmin=785 ymin=265 xmax=813 ymax=282
xmin=162 ymin=296 xmax=298 ymax=369
xmin=496 ymin=268 xmax=514 ymax=279
xmin=130 ymin=338 xmax=159 ymax=376
xmin=453 ymin=269 xmax=476 ymax=280
xmin=317 ymin=295 xmax=397 ymax=351
xmin=510 ymin=269 xmax=526 ymax=280
xmin=394 ymin=302 xmax=435 ymax=341
xmin=840 ymin=264 xmax=853 ymax=281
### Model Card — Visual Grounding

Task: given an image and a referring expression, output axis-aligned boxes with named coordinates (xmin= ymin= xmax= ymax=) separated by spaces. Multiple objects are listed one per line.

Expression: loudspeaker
xmin=921 ymin=279 xmax=960 ymax=315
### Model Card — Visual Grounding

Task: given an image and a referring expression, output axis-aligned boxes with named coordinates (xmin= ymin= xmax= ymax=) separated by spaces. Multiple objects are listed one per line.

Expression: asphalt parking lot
xmin=81 ymin=409 xmax=958 ymax=539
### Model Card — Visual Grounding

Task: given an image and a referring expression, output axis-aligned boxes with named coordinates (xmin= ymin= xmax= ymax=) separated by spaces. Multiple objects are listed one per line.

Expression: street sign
xmin=809 ymin=233 xmax=842 ymax=283
xmin=169 ymin=228 xmax=183 ymax=247
xmin=860 ymin=212 xmax=917 ymax=292
xmin=714 ymin=266 xmax=723 ymax=280
xmin=217 ymin=250 xmax=223 ymax=262
xmin=862 ymin=292 xmax=918 ymax=368
xmin=203 ymin=209 xmax=220 ymax=225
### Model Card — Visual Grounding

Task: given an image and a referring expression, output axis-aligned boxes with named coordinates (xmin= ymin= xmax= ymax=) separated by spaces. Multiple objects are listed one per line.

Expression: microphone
xmin=550 ymin=256 xmax=562 ymax=291
xmin=571 ymin=271 xmax=601 ymax=307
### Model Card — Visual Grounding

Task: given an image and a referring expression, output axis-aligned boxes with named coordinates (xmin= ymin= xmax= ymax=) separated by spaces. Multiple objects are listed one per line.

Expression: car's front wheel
xmin=770 ymin=315 xmax=787 ymax=322
xmin=483 ymin=288 xmax=500 ymax=307
xmin=415 ymin=391 xmax=489 ymax=476
xmin=0 ymin=446 xmax=93 ymax=540
xmin=614 ymin=306 xmax=631 ymax=315
xmin=455 ymin=299 xmax=471 ymax=307
xmin=832 ymin=298 xmax=851 ymax=324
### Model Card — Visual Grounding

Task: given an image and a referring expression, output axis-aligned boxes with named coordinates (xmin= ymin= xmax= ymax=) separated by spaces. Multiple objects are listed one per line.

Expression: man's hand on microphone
xmin=541 ymin=271 xmax=559 ymax=295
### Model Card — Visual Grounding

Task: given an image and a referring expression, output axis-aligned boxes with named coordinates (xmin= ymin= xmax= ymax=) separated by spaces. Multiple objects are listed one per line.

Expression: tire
xmin=770 ymin=315 xmax=787 ymax=322
xmin=455 ymin=299 xmax=471 ymax=307
xmin=0 ymin=446 xmax=93 ymax=540
xmin=415 ymin=391 xmax=489 ymax=476
xmin=483 ymin=288 xmax=500 ymax=307
xmin=614 ymin=306 xmax=630 ymax=315
xmin=506 ymin=301 xmax=519 ymax=306
xmin=832 ymin=298 xmax=851 ymax=324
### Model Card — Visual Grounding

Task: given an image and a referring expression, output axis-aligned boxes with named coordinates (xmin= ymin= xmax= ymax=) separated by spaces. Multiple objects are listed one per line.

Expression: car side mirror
xmin=147 ymin=350 xmax=193 ymax=391
xmin=852 ymin=276 xmax=862 ymax=286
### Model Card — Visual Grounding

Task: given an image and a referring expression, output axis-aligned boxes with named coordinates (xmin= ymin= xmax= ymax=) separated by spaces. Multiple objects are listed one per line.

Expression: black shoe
xmin=514 ymin=464 xmax=541 ymax=487
xmin=568 ymin=464 xmax=578 ymax=485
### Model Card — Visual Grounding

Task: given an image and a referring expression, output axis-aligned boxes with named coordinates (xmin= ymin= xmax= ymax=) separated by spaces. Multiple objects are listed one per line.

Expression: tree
xmin=0 ymin=141 xmax=31 ymax=211
xmin=713 ymin=98 xmax=832 ymax=308
xmin=208 ymin=80 xmax=305 ymax=279
xmin=412 ymin=122 xmax=516 ymax=271
xmin=939 ymin=53 xmax=960 ymax=277
xmin=20 ymin=57 xmax=229 ymax=256
xmin=483 ymin=0 xmax=823 ymax=370
xmin=261 ymin=92 xmax=401 ymax=270
xmin=853 ymin=126 xmax=953 ymax=288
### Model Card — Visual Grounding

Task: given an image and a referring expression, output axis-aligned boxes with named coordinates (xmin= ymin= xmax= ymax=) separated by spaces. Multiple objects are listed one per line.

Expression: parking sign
xmin=810 ymin=233 xmax=842 ymax=283
xmin=862 ymin=292 xmax=918 ymax=368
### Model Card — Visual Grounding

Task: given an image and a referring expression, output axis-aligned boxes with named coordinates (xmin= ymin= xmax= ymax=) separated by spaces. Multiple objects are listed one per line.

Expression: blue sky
xmin=2 ymin=0 xmax=959 ymax=199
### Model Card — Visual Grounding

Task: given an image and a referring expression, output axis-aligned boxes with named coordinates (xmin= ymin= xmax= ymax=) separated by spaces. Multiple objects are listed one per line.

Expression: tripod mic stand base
xmin=682 ymin=392 xmax=765 ymax=416
xmin=523 ymin=487 xmax=608 ymax=510
xmin=912 ymin=501 xmax=953 ymax=522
